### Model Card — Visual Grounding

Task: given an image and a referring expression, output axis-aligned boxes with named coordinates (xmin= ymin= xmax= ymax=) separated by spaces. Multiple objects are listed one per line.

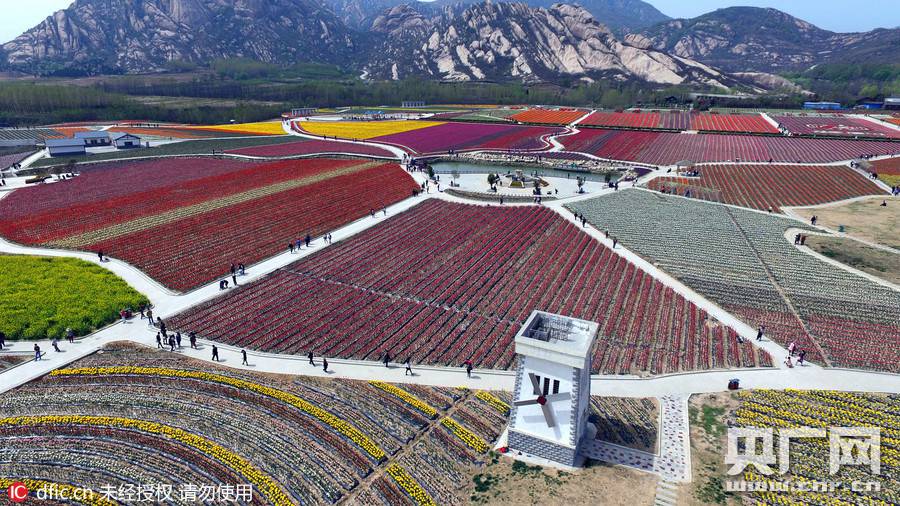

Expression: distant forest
xmin=7 ymin=59 xmax=896 ymax=126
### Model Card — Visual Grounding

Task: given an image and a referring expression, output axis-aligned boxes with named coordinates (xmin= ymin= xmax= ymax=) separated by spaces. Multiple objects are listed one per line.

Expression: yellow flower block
xmin=190 ymin=121 xmax=287 ymax=136
xmin=475 ymin=391 xmax=510 ymax=415
xmin=440 ymin=417 xmax=489 ymax=453
xmin=369 ymin=381 xmax=437 ymax=418
xmin=51 ymin=367 xmax=386 ymax=461
xmin=298 ymin=120 xmax=443 ymax=140
xmin=386 ymin=463 xmax=438 ymax=506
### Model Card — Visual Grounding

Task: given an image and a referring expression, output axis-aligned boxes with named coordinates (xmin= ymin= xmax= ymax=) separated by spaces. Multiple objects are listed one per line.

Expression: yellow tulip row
xmin=440 ymin=417 xmax=489 ymax=453
xmin=475 ymin=391 xmax=510 ymax=415
xmin=51 ymin=366 xmax=386 ymax=460
xmin=369 ymin=381 xmax=438 ymax=418
xmin=0 ymin=415 xmax=293 ymax=506
xmin=386 ymin=463 xmax=438 ymax=506
xmin=0 ymin=478 xmax=118 ymax=506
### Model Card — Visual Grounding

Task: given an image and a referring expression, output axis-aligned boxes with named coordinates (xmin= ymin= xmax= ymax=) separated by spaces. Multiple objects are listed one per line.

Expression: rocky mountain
xmin=640 ymin=7 xmax=900 ymax=73
xmin=325 ymin=0 xmax=668 ymax=32
xmin=2 ymin=0 xmax=356 ymax=75
xmin=363 ymin=2 xmax=736 ymax=86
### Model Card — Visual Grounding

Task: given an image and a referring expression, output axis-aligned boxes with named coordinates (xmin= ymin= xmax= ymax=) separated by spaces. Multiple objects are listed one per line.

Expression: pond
xmin=430 ymin=161 xmax=620 ymax=183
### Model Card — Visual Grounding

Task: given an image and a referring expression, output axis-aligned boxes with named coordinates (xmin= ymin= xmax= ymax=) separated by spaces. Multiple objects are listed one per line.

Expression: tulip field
xmin=645 ymin=164 xmax=886 ymax=212
xmin=873 ymin=157 xmax=900 ymax=187
xmin=509 ymin=108 xmax=587 ymax=125
xmin=561 ymin=129 xmax=900 ymax=164
xmin=774 ymin=115 xmax=900 ymax=139
xmin=170 ymin=199 xmax=770 ymax=374
xmin=370 ymin=122 xmax=563 ymax=155
xmin=0 ymin=157 xmax=419 ymax=291
xmin=0 ymin=343 xmax=512 ymax=505
xmin=734 ymin=389 xmax=900 ymax=505
xmin=567 ymin=190 xmax=900 ymax=372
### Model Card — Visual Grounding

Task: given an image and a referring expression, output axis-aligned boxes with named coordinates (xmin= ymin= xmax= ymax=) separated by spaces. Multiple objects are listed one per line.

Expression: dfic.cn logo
xmin=7 ymin=481 xmax=29 ymax=503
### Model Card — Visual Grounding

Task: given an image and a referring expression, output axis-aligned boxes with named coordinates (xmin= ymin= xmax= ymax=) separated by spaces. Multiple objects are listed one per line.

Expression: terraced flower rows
xmin=873 ymin=157 xmax=900 ymax=187
xmin=578 ymin=111 xmax=777 ymax=133
xmin=774 ymin=115 xmax=900 ymax=139
xmin=562 ymin=129 xmax=900 ymax=164
xmin=735 ymin=389 xmax=900 ymax=505
xmin=170 ymin=199 xmax=770 ymax=375
xmin=0 ymin=157 xmax=419 ymax=291
xmin=645 ymin=164 xmax=885 ymax=212
xmin=567 ymin=190 xmax=900 ymax=372
xmin=370 ymin=122 xmax=563 ymax=155
xmin=0 ymin=343 xmax=505 ymax=505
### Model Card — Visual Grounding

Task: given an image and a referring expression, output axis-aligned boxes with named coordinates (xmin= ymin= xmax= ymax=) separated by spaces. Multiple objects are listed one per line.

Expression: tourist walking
xmin=383 ymin=352 xmax=391 ymax=368
xmin=158 ymin=319 xmax=166 ymax=336
xmin=239 ymin=263 xmax=245 ymax=276
xmin=308 ymin=351 xmax=315 ymax=366
xmin=232 ymin=273 xmax=238 ymax=286
xmin=139 ymin=304 xmax=146 ymax=319
xmin=322 ymin=358 xmax=329 ymax=372
xmin=211 ymin=345 xmax=219 ymax=362
xmin=66 ymin=327 xmax=75 ymax=343
xmin=797 ymin=350 xmax=806 ymax=366
xmin=289 ymin=242 xmax=295 ymax=254
xmin=305 ymin=233 xmax=311 ymax=248
xmin=405 ymin=359 xmax=413 ymax=376
xmin=147 ymin=308 xmax=154 ymax=326
xmin=296 ymin=238 xmax=302 ymax=251
xmin=756 ymin=326 xmax=765 ymax=341
xmin=52 ymin=337 xmax=61 ymax=352
xmin=464 ymin=360 xmax=473 ymax=378
xmin=175 ymin=332 xmax=182 ymax=348
xmin=612 ymin=236 xmax=618 ymax=249
xmin=34 ymin=344 xmax=41 ymax=361
xmin=0 ymin=331 xmax=5 ymax=349
xmin=241 ymin=349 xmax=248 ymax=366
xmin=97 ymin=250 xmax=104 ymax=262
xmin=156 ymin=332 xmax=163 ymax=349
xmin=189 ymin=331 xmax=197 ymax=349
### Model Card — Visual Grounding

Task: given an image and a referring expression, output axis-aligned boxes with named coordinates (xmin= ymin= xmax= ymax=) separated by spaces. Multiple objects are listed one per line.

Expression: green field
xmin=0 ymin=255 xmax=148 ymax=340
xmin=31 ymin=135 xmax=300 ymax=168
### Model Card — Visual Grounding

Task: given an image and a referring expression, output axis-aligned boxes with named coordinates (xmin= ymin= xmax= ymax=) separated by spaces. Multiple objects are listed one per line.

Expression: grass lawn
xmin=0 ymin=255 xmax=148 ymax=340
xmin=31 ymin=135 xmax=300 ymax=168
xmin=806 ymin=235 xmax=900 ymax=285
xmin=793 ymin=196 xmax=898 ymax=250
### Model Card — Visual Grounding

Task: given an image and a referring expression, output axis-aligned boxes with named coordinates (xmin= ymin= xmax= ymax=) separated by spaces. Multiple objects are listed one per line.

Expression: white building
xmin=46 ymin=138 xmax=86 ymax=157
xmin=111 ymin=132 xmax=142 ymax=149
xmin=74 ymin=131 xmax=111 ymax=146
xmin=508 ymin=310 xmax=597 ymax=468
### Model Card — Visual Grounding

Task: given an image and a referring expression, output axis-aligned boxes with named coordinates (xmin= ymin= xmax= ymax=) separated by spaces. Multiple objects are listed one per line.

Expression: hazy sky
xmin=2 ymin=0 xmax=899 ymax=44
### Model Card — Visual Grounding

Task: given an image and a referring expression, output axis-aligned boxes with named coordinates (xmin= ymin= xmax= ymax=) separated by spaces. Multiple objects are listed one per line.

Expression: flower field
xmin=734 ymin=389 xmax=900 ymax=505
xmin=227 ymin=138 xmax=396 ymax=158
xmin=297 ymin=120 xmax=444 ymax=139
xmin=646 ymin=164 xmax=885 ymax=212
xmin=580 ymin=111 xmax=663 ymax=129
xmin=774 ymin=115 xmax=900 ymax=139
xmin=873 ymin=157 xmax=900 ymax=187
xmin=0 ymin=148 xmax=35 ymax=169
xmin=170 ymin=199 xmax=770 ymax=374
xmin=0 ymin=157 xmax=419 ymax=291
xmin=0 ymin=343 xmax=507 ymax=505
xmin=568 ymin=190 xmax=900 ymax=372
xmin=590 ymin=397 xmax=658 ymax=453
xmin=690 ymin=113 xmax=779 ymax=134
xmin=371 ymin=122 xmax=562 ymax=155
xmin=509 ymin=108 xmax=586 ymax=125
xmin=561 ymin=129 xmax=900 ymax=164
xmin=0 ymin=255 xmax=147 ymax=340
xmin=188 ymin=121 xmax=288 ymax=136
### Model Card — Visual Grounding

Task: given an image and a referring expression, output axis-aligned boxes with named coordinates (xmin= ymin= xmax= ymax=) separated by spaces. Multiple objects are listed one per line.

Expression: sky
xmin=646 ymin=0 xmax=900 ymax=32
xmin=1 ymin=0 xmax=899 ymax=43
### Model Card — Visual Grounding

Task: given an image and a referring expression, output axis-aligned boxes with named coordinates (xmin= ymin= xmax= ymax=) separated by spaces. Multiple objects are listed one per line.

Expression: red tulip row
xmin=171 ymin=200 xmax=770 ymax=374
xmin=646 ymin=164 xmax=885 ymax=212
xmin=509 ymin=108 xmax=586 ymax=125
xmin=691 ymin=113 xmax=779 ymax=134
xmin=562 ymin=129 xmax=900 ymax=164
xmin=774 ymin=115 xmax=900 ymax=138
xmin=0 ymin=158 xmax=365 ymax=245
xmin=84 ymin=162 xmax=418 ymax=291
xmin=227 ymin=139 xmax=396 ymax=158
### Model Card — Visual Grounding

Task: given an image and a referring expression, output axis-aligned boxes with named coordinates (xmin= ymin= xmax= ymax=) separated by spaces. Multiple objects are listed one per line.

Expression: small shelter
xmin=46 ymin=138 xmax=86 ymax=157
